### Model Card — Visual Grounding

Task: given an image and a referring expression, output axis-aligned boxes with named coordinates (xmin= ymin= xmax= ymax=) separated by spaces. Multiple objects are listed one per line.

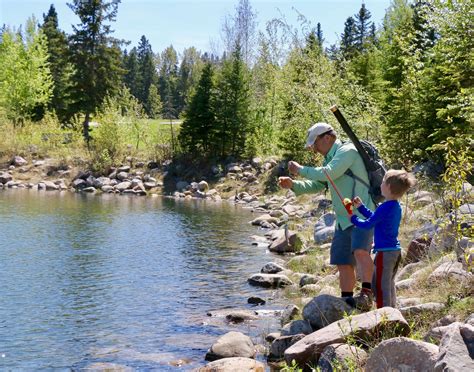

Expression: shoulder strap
xmin=345 ymin=168 xmax=370 ymax=189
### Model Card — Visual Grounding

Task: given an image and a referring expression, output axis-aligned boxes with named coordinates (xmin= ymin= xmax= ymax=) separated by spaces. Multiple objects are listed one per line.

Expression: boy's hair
xmin=384 ymin=169 xmax=416 ymax=198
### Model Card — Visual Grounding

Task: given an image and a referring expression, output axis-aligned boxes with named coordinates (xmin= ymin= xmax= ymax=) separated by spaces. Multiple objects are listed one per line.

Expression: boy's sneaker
xmin=346 ymin=289 xmax=373 ymax=312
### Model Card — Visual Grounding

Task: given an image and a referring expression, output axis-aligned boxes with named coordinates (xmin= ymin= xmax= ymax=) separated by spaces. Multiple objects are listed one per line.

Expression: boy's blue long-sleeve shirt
xmin=350 ymin=200 xmax=402 ymax=251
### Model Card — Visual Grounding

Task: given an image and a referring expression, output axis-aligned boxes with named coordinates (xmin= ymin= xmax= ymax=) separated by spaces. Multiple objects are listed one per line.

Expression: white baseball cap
xmin=305 ymin=122 xmax=334 ymax=148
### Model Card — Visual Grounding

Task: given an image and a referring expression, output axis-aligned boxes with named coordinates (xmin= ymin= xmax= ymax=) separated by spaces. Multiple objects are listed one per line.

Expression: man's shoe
xmin=351 ymin=290 xmax=374 ymax=312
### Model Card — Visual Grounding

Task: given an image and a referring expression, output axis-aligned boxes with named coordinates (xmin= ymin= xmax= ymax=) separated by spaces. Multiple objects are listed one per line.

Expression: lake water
xmin=0 ymin=190 xmax=285 ymax=370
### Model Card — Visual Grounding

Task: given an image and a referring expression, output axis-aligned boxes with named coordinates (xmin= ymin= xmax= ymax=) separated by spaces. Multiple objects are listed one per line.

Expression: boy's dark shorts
xmin=330 ymin=225 xmax=374 ymax=265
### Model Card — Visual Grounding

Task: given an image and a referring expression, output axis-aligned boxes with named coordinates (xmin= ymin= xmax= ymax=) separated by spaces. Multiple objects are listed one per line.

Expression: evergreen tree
xmin=68 ymin=0 xmax=124 ymax=142
xmin=123 ymin=47 xmax=140 ymax=99
xmin=176 ymin=47 xmax=203 ymax=115
xmin=158 ymin=45 xmax=178 ymax=119
xmin=137 ymin=35 xmax=157 ymax=116
xmin=214 ymin=45 xmax=252 ymax=157
xmin=316 ymin=22 xmax=324 ymax=49
xmin=354 ymin=3 xmax=373 ymax=52
xmin=41 ymin=4 xmax=73 ymax=121
xmin=178 ymin=62 xmax=215 ymax=155
xmin=341 ymin=17 xmax=357 ymax=59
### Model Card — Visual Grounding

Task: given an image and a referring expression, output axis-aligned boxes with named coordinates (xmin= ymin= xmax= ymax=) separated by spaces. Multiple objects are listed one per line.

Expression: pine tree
xmin=341 ymin=17 xmax=357 ymax=59
xmin=158 ymin=45 xmax=178 ymax=119
xmin=176 ymin=47 xmax=203 ymax=115
xmin=178 ymin=62 xmax=215 ymax=155
xmin=214 ymin=45 xmax=251 ymax=158
xmin=354 ymin=3 xmax=373 ymax=52
xmin=316 ymin=22 xmax=324 ymax=49
xmin=68 ymin=0 xmax=124 ymax=143
xmin=137 ymin=35 xmax=157 ymax=116
xmin=41 ymin=4 xmax=73 ymax=121
xmin=123 ymin=47 xmax=140 ymax=99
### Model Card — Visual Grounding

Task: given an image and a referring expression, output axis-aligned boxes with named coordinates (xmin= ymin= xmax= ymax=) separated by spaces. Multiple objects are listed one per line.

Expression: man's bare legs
xmin=337 ymin=264 xmax=356 ymax=292
xmin=354 ymin=249 xmax=374 ymax=284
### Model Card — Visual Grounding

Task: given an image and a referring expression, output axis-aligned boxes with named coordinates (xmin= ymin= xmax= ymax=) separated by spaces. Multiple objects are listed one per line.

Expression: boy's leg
xmin=390 ymin=253 xmax=402 ymax=307
xmin=374 ymin=251 xmax=401 ymax=308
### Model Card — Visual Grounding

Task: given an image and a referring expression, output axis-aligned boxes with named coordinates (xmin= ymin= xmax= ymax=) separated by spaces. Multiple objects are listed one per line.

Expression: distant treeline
xmin=0 ymin=0 xmax=472 ymax=166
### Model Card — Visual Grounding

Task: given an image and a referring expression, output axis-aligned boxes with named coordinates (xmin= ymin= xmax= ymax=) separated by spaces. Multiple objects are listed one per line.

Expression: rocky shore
xmin=1 ymin=154 xmax=473 ymax=371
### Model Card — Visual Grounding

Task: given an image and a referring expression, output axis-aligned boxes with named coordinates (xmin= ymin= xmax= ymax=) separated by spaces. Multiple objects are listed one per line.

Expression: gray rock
xmin=43 ymin=181 xmax=59 ymax=190
xmin=428 ymin=261 xmax=471 ymax=283
xmin=82 ymin=187 xmax=96 ymax=193
xmin=400 ymin=302 xmax=446 ymax=316
xmin=225 ymin=311 xmax=259 ymax=323
xmin=395 ymin=278 xmax=415 ymax=290
xmin=303 ymin=294 xmax=353 ymax=330
xmin=12 ymin=156 xmax=27 ymax=166
xmin=116 ymin=181 xmax=132 ymax=192
xmin=268 ymin=229 xmax=304 ymax=254
xmin=299 ymin=274 xmax=319 ymax=287
xmin=116 ymin=171 xmax=128 ymax=181
xmin=318 ymin=343 xmax=368 ymax=372
xmin=268 ymin=334 xmax=305 ymax=362
xmin=435 ymin=322 xmax=474 ymax=371
xmin=281 ymin=320 xmax=313 ymax=336
xmin=395 ymin=261 xmax=424 ymax=281
xmin=117 ymin=165 xmax=130 ymax=172
xmin=0 ymin=172 xmax=13 ymax=184
xmin=284 ymin=307 xmax=410 ymax=367
xmin=205 ymin=331 xmax=255 ymax=361
xmin=199 ymin=357 xmax=264 ymax=372
xmin=265 ymin=332 xmax=280 ymax=342
xmin=281 ymin=304 xmax=300 ymax=325
xmin=198 ymin=180 xmax=209 ymax=192
xmin=314 ymin=213 xmax=336 ymax=244
xmin=365 ymin=337 xmax=438 ymax=372
xmin=248 ymin=273 xmax=293 ymax=288
xmin=260 ymin=262 xmax=285 ymax=274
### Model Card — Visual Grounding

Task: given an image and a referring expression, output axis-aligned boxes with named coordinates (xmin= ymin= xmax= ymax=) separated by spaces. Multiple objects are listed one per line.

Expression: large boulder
xmin=268 ymin=230 xmax=304 ymax=254
xmin=428 ymin=260 xmax=471 ymax=283
xmin=205 ymin=332 xmax=255 ymax=361
xmin=268 ymin=334 xmax=305 ymax=362
xmin=260 ymin=262 xmax=285 ymax=274
xmin=0 ymin=172 xmax=13 ymax=184
xmin=247 ymin=273 xmax=293 ymax=288
xmin=281 ymin=320 xmax=314 ymax=337
xmin=199 ymin=357 xmax=264 ymax=372
xmin=284 ymin=307 xmax=410 ymax=367
xmin=435 ymin=322 xmax=474 ymax=371
xmin=314 ymin=213 xmax=336 ymax=244
xmin=302 ymin=294 xmax=353 ymax=330
xmin=365 ymin=337 xmax=439 ymax=372
xmin=405 ymin=237 xmax=432 ymax=264
xmin=318 ymin=343 xmax=368 ymax=372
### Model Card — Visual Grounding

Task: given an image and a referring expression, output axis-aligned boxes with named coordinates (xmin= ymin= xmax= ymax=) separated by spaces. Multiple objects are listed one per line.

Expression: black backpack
xmin=330 ymin=105 xmax=387 ymax=205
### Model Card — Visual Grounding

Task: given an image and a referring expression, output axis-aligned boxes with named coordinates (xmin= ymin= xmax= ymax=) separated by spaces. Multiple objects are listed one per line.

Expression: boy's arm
xmin=350 ymin=206 xmax=384 ymax=229
xmin=357 ymin=203 xmax=374 ymax=219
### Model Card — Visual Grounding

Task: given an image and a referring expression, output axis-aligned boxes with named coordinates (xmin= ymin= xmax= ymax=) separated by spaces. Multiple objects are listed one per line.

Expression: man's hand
xmin=352 ymin=196 xmax=362 ymax=208
xmin=278 ymin=177 xmax=293 ymax=189
xmin=288 ymin=161 xmax=303 ymax=175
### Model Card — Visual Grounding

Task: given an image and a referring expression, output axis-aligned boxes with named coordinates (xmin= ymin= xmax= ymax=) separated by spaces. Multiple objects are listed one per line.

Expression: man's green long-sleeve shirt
xmin=292 ymin=139 xmax=374 ymax=230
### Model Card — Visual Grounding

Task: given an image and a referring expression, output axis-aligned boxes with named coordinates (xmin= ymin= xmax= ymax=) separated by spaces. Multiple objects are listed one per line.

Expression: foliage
xmin=68 ymin=0 xmax=125 ymax=142
xmin=0 ymin=18 xmax=53 ymax=123
xmin=41 ymin=5 xmax=74 ymax=122
xmin=433 ymin=136 xmax=474 ymax=269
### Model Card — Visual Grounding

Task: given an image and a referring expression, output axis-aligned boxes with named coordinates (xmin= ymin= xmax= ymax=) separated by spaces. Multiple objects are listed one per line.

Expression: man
xmin=279 ymin=122 xmax=375 ymax=310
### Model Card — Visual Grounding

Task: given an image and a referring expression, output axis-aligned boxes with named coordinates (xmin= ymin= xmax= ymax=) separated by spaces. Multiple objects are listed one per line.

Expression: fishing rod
xmin=322 ymin=168 xmax=353 ymax=216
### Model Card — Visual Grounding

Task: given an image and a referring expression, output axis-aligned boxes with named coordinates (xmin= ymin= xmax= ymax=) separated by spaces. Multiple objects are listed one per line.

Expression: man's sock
xmin=341 ymin=291 xmax=353 ymax=298
xmin=361 ymin=282 xmax=372 ymax=293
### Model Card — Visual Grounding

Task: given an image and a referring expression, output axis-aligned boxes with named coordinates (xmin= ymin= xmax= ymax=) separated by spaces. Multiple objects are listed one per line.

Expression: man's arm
xmin=299 ymin=146 xmax=356 ymax=182
xmin=292 ymin=179 xmax=326 ymax=196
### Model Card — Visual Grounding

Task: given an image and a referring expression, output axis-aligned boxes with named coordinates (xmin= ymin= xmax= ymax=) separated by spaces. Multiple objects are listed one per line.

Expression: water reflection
xmin=0 ymin=190 xmax=281 ymax=370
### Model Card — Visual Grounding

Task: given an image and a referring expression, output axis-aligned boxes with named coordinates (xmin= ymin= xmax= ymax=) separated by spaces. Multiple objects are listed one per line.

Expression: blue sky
xmin=1 ymin=0 xmax=392 ymax=54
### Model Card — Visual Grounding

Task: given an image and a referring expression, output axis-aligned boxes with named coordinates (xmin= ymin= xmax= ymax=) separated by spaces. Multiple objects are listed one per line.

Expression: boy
xmin=349 ymin=169 xmax=416 ymax=309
